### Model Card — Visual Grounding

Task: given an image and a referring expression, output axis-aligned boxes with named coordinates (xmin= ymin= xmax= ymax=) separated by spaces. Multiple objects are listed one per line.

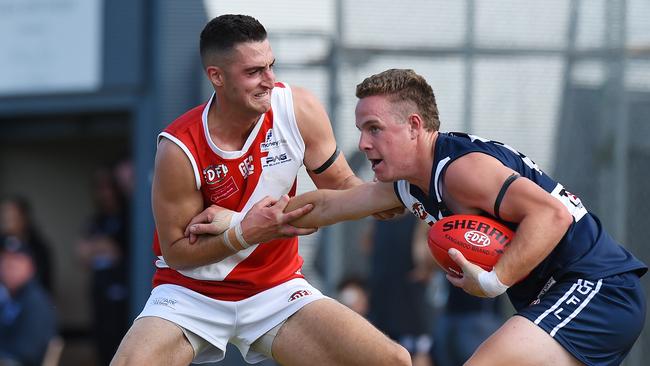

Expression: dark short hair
xmin=200 ymin=14 xmax=267 ymax=67
xmin=356 ymin=69 xmax=440 ymax=131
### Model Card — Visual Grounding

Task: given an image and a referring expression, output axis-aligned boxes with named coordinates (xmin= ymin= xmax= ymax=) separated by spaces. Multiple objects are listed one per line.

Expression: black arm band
xmin=311 ymin=147 xmax=340 ymax=174
xmin=494 ymin=173 xmax=520 ymax=220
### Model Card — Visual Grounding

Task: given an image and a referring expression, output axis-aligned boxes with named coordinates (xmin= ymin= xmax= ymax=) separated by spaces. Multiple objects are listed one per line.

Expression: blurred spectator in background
xmin=430 ymin=281 xmax=504 ymax=366
xmin=0 ymin=238 xmax=58 ymax=366
xmin=365 ymin=214 xmax=433 ymax=366
xmin=0 ymin=196 xmax=54 ymax=293
xmin=112 ymin=157 xmax=134 ymax=199
xmin=77 ymin=165 xmax=130 ymax=365
xmin=337 ymin=275 xmax=370 ymax=317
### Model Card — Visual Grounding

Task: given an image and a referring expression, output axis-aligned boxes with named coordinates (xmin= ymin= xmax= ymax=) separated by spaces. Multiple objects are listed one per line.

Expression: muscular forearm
xmin=161 ymin=206 xmax=239 ymax=269
xmin=285 ymin=186 xmax=386 ymax=228
xmin=163 ymin=231 xmax=239 ymax=270
xmin=337 ymin=174 xmax=364 ymax=189
xmin=284 ymin=190 xmax=339 ymax=227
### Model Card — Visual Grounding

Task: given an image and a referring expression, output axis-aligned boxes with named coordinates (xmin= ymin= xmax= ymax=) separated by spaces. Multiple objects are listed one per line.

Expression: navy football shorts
xmin=517 ymin=271 xmax=645 ymax=366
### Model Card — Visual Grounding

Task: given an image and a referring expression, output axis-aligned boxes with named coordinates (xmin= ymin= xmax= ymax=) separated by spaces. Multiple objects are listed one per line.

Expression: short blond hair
xmin=356 ymin=69 xmax=440 ymax=131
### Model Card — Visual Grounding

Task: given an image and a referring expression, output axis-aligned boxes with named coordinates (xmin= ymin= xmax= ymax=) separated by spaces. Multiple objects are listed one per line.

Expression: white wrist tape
xmin=222 ymin=229 xmax=237 ymax=252
xmin=220 ymin=212 xmax=248 ymax=252
xmin=478 ymin=270 xmax=509 ymax=298
xmin=234 ymin=223 xmax=250 ymax=249
xmin=231 ymin=211 xmax=244 ymax=226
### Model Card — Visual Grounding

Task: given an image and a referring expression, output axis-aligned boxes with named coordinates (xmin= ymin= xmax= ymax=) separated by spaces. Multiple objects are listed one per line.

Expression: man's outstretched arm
xmin=285 ymin=181 xmax=402 ymax=227
xmin=187 ymin=181 xmax=403 ymax=236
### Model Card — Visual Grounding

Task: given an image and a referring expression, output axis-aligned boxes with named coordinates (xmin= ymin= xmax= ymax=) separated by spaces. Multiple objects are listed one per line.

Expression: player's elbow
xmin=549 ymin=201 xmax=574 ymax=235
xmin=164 ymin=257 xmax=192 ymax=271
xmin=160 ymin=241 xmax=192 ymax=270
xmin=160 ymin=252 xmax=185 ymax=270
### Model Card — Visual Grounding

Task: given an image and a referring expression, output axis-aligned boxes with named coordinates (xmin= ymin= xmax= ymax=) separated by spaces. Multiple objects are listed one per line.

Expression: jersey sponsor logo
xmin=260 ymin=128 xmax=288 ymax=152
xmin=239 ymin=156 xmax=255 ymax=178
xmin=532 ymin=276 xmax=557 ymax=305
xmin=262 ymin=152 xmax=292 ymax=168
xmin=288 ymin=289 xmax=312 ymax=302
xmin=551 ymin=184 xmax=587 ymax=222
xmin=464 ymin=231 xmax=490 ymax=247
xmin=203 ymin=164 xmax=229 ymax=185
xmin=209 ymin=176 xmax=239 ymax=203
xmin=151 ymin=297 xmax=178 ymax=309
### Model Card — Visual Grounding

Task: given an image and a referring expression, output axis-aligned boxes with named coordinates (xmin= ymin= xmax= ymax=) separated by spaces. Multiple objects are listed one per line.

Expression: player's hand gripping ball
xmin=427 ymin=215 xmax=514 ymax=277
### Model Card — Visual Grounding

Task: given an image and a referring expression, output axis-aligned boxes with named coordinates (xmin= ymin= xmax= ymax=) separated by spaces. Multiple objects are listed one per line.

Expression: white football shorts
xmin=136 ymin=278 xmax=326 ymax=364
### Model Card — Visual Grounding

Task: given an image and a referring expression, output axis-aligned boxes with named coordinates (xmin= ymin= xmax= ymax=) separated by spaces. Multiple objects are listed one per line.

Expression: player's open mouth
xmin=370 ymin=159 xmax=383 ymax=169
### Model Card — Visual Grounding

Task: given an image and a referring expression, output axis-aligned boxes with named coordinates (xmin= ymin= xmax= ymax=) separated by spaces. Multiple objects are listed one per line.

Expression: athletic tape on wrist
xmin=231 ymin=211 xmax=244 ymax=226
xmin=235 ymin=223 xmax=250 ymax=249
xmin=222 ymin=228 xmax=237 ymax=252
xmin=478 ymin=270 xmax=509 ymax=298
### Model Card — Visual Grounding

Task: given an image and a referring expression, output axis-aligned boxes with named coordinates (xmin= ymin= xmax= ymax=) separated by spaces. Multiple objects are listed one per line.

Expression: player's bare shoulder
xmin=153 ymin=137 xmax=198 ymax=199
xmin=442 ymin=152 xmax=514 ymax=213
xmin=290 ymin=85 xmax=322 ymax=112
xmin=155 ymin=138 xmax=193 ymax=175
xmin=290 ymin=86 xmax=331 ymax=133
xmin=289 ymin=85 xmax=347 ymax=183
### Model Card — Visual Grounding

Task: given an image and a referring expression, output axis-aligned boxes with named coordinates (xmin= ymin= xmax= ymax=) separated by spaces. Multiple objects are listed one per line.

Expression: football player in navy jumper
xmin=188 ymin=69 xmax=646 ymax=366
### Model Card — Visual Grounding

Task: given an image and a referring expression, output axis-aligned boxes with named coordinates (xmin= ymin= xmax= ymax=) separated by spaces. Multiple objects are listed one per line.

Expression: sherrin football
xmin=427 ymin=214 xmax=514 ymax=277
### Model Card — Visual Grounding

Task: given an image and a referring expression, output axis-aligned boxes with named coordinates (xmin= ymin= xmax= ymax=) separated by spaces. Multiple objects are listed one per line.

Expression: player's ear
xmin=206 ymin=66 xmax=225 ymax=87
xmin=408 ymin=114 xmax=422 ymax=139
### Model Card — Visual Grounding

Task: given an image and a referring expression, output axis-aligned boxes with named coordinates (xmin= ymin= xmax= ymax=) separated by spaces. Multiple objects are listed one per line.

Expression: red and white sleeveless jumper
xmin=152 ymin=82 xmax=306 ymax=301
